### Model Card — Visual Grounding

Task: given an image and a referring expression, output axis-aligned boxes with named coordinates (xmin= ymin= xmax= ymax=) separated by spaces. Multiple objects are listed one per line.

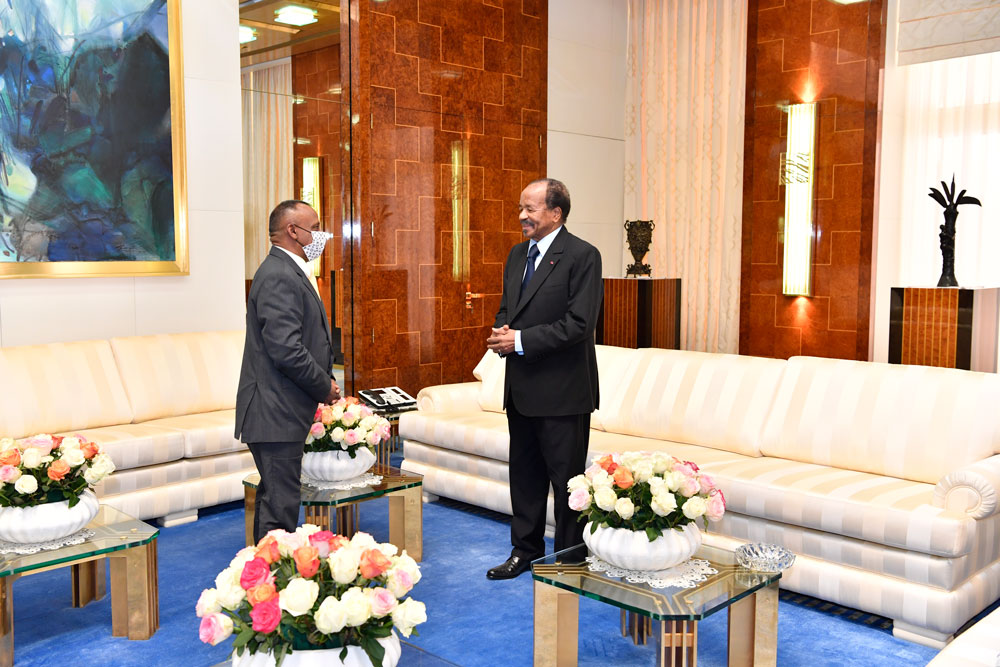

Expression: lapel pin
xmin=549 ymin=261 xmax=554 ymax=265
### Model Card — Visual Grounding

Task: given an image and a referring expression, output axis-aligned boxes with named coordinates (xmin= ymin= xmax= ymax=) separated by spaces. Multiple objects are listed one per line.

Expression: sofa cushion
xmin=760 ymin=356 xmax=1000 ymax=484
xmin=144 ymin=410 xmax=247 ymax=458
xmin=473 ymin=351 xmax=506 ymax=414
xmin=702 ymin=455 xmax=976 ymax=558
xmin=94 ymin=451 xmax=255 ymax=498
xmin=400 ymin=411 xmax=510 ymax=462
xmin=110 ymin=330 xmax=244 ymax=423
xmin=0 ymin=340 xmax=133 ymax=438
xmin=63 ymin=423 xmax=186 ymax=471
xmin=598 ymin=348 xmax=785 ymax=457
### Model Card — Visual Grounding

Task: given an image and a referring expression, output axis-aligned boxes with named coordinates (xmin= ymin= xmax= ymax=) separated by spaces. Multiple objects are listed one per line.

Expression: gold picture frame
xmin=0 ymin=0 xmax=188 ymax=278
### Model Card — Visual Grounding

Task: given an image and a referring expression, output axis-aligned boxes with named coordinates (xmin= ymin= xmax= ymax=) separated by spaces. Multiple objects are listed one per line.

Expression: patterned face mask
xmin=299 ymin=229 xmax=332 ymax=262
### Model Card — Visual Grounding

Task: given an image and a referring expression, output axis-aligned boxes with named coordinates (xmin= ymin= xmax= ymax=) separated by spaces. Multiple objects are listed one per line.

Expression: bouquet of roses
xmin=305 ymin=398 xmax=391 ymax=459
xmin=196 ymin=527 xmax=426 ymax=667
xmin=568 ymin=451 xmax=726 ymax=542
xmin=0 ymin=434 xmax=115 ymax=508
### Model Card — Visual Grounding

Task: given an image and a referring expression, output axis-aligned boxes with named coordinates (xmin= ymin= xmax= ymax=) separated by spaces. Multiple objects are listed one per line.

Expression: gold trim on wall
xmin=0 ymin=0 xmax=189 ymax=279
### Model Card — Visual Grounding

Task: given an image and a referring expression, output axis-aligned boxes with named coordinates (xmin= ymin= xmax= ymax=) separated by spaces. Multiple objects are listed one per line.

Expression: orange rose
xmin=246 ymin=583 xmax=277 ymax=607
xmin=81 ymin=442 xmax=99 ymax=460
xmin=328 ymin=535 xmax=350 ymax=554
xmin=255 ymin=536 xmax=281 ymax=564
xmin=359 ymin=548 xmax=392 ymax=579
xmin=47 ymin=459 xmax=71 ymax=481
xmin=293 ymin=545 xmax=320 ymax=578
xmin=598 ymin=454 xmax=618 ymax=475
xmin=613 ymin=466 xmax=634 ymax=489
xmin=0 ymin=448 xmax=21 ymax=467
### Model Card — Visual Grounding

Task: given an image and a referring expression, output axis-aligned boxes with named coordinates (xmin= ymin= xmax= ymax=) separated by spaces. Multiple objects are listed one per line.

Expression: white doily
xmin=586 ymin=556 xmax=718 ymax=589
xmin=301 ymin=473 xmax=383 ymax=491
xmin=0 ymin=528 xmax=96 ymax=555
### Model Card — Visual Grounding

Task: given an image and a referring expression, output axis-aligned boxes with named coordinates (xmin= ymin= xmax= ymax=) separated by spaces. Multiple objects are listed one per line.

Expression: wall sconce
xmin=781 ymin=102 xmax=816 ymax=296
xmin=450 ymin=139 xmax=469 ymax=283
xmin=301 ymin=157 xmax=323 ymax=278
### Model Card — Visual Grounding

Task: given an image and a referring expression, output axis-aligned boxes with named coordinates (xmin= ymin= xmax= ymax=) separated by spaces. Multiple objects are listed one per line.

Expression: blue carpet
xmin=9 ymin=493 xmax=947 ymax=666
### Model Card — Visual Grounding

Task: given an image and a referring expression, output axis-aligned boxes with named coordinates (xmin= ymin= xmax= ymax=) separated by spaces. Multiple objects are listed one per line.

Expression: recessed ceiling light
xmin=275 ymin=6 xmax=317 ymax=27
xmin=238 ymin=25 xmax=257 ymax=44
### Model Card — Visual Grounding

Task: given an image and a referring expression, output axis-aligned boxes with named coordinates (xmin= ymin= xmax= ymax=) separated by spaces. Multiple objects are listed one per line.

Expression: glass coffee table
xmin=0 ymin=504 xmax=159 ymax=667
xmin=242 ymin=464 xmax=423 ymax=560
xmin=531 ymin=543 xmax=780 ymax=667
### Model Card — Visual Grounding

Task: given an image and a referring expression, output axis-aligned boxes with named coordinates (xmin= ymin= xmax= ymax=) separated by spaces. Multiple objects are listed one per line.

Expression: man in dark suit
xmin=236 ymin=200 xmax=340 ymax=543
xmin=485 ymin=178 xmax=603 ymax=579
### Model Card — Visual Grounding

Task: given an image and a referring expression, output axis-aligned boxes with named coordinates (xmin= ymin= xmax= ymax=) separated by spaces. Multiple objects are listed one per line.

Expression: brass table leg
xmin=388 ymin=486 xmax=422 ymax=561
xmin=622 ymin=610 xmax=654 ymax=644
xmin=72 ymin=558 xmax=106 ymax=607
xmin=728 ymin=581 xmax=778 ymax=666
xmin=533 ymin=580 xmax=578 ymax=667
xmin=657 ymin=619 xmax=698 ymax=666
xmin=335 ymin=504 xmax=358 ymax=537
xmin=110 ymin=540 xmax=159 ymax=640
xmin=244 ymin=485 xmax=256 ymax=547
xmin=0 ymin=575 xmax=13 ymax=667
xmin=305 ymin=505 xmax=333 ymax=532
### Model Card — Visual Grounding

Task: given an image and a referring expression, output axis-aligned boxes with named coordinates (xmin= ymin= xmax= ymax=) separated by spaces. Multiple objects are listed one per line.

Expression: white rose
xmin=392 ymin=552 xmax=421 ymax=585
xmin=21 ymin=448 xmax=43 ymax=469
xmin=214 ymin=567 xmax=246 ymax=610
xmin=279 ymin=577 xmax=320 ymax=617
xmin=330 ymin=427 xmax=346 ymax=442
xmin=567 ymin=474 xmax=589 ymax=493
xmin=83 ymin=467 xmax=102 ymax=485
xmin=651 ymin=453 xmax=672 ymax=474
xmin=360 ymin=416 xmax=378 ymax=431
xmin=682 ymin=496 xmax=708 ymax=520
xmin=350 ymin=532 xmax=377 ymax=549
xmin=347 ymin=404 xmax=363 ymax=418
xmin=196 ymin=588 xmax=221 ymax=617
xmin=0 ymin=438 xmax=14 ymax=451
xmin=296 ymin=524 xmax=321 ymax=540
xmin=14 ymin=475 xmax=37 ymax=494
xmin=647 ymin=476 xmax=665 ymax=495
xmin=631 ymin=461 xmax=654 ymax=484
xmin=620 ymin=452 xmax=643 ymax=469
xmin=664 ymin=471 xmax=685 ymax=492
xmin=89 ymin=453 xmax=116 ymax=478
xmin=314 ymin=596 xmax=347 ymax=634
xmin=614 ymin=497 xmax=635 ymax=520
xmin=650 ymin=493 xmax=678 ymax=517
xmin=59 ymin=436 xmax=82 ymax=450
xmin=593 ymin=487 xmax=618 ymax=512
xmin=391 ymin=598 xmax=426 ymax=637
xmin=340 ymin=587 xmax=371 ymax=627
xmin=331 ymin=406 xmax=345 ymax=421
xmin=329 ymin=547 xmax=362 ymax=585
xmin=61 ymin=448 xmax=86 ymax=467
xmin=377 ymin=542 xmax=398 ymax=559
xmin=591 ymin=470 xmax=613 ymax=489
xmin=229 ymin=547 xmax=258 ymax=570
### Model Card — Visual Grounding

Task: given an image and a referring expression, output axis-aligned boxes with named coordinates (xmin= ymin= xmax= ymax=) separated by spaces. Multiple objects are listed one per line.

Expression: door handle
xmin=465 ymin=291 xmax=484 ymax=309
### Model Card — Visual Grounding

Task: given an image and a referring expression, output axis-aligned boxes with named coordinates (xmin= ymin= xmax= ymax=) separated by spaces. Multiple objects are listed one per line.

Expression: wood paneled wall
xmin=739 ymin=0 xmax=885 ymax=360
xmin=342 ymin=0 xmax=547 ymax=396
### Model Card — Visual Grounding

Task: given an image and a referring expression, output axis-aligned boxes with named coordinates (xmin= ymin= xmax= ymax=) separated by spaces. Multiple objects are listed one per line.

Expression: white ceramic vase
xmin=0 ymin=490 xmax=99 ymax=544
xmin=583 ymin=521 xmax=702 ymax=571
xmin=231 ymin=633 xmax=401 ymax=667
xmin=301 ymin=447 xmax=376 ymax=482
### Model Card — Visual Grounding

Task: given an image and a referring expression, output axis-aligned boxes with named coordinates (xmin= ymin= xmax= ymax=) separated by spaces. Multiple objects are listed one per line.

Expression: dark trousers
xmin=506 ymin=397 xmax=590 ymax=561
xmin=248 ymin=441 xmax=303 ymax=543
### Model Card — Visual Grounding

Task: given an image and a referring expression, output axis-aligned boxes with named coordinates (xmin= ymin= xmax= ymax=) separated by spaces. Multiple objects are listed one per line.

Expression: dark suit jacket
xmin=235 ymin=247 xmax=333 ymax=443
xmin=494 ymin=227 xmax=602 ymax=417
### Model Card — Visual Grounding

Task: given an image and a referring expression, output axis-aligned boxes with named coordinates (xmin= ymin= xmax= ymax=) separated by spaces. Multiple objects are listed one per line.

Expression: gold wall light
xmin=781 ymin=102 xmax=817 ymax=296
xmin=301 ymin=156 xmax=323 ymax=277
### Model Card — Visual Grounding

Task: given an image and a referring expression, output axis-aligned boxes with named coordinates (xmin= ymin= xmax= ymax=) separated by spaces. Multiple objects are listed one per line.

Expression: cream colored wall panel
xmin=0 ymin=279 xmax=135 ymax=346
xmin=549 ymin=38 xmax=626 ymax=140
xmin=184 ymin=77 xmax=244 ymax=214
xmin=571 ymin=222 xmax=624 ymax=278
xmin=550 ymin=0 xmax=618 ymax=56
xmin=181 ymin=0 xmax=240 ymax=83
xmin=134 ymin=210 xmax=245 ymax=334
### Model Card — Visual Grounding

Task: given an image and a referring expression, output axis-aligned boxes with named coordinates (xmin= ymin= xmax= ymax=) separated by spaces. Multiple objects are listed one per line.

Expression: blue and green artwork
xmin=0 ymin=0 xmax=178 ymax=266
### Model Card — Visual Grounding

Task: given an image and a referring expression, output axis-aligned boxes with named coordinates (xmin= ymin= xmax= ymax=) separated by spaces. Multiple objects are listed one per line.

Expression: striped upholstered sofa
xmin=0 ymin=330 xmax=254 ymax=525
xmin=399 ymin=346 xmax=1000 ymax=648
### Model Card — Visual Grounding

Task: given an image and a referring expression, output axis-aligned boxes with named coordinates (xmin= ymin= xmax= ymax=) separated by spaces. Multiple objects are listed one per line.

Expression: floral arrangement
xmin=568 ymin=451 xmax=726 ymax=541
xmin=305 ymin=398 xmax=391 ymax=459
xmin=0 ymin=434 xmax=115 ymax=508
xmin=196 ymin=527 xmax=426 ymax=667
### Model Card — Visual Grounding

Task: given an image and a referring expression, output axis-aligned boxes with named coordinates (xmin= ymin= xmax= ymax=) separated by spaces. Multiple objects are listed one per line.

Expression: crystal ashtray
xmin=735 ymin=542 xmax=796 ymax=573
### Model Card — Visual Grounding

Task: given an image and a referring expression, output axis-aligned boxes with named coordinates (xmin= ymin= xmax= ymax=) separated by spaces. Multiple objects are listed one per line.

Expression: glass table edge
xmin=0 ymin=529 xmax=159 ymax=578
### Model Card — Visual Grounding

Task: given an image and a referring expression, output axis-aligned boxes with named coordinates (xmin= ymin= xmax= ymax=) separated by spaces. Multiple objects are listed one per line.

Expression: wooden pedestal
xmin=597 ymin=278 xmax=681 ymax=349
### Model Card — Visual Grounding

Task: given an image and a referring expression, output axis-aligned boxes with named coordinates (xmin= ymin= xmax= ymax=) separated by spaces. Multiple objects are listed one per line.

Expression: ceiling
xmin=238 ymin=0 xmax=341 ymax=66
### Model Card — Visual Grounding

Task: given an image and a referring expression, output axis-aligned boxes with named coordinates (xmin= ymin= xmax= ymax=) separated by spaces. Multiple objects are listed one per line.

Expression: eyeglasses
xmin=291 ymin=224 xmax=320 ymax=234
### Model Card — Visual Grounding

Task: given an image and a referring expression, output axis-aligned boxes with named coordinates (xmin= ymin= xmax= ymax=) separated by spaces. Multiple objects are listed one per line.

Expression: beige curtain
xmin=624 ymin=0 xmax=747 ymax=353
xmin=242 ymin=61 xmax=294 ymax=278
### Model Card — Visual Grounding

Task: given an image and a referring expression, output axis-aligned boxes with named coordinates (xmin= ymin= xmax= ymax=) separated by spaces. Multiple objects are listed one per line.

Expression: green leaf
xmin=360 ymin=635 xmax=386 ymax=667
xmin=233 ymin=627 xmax=255 ymax=649
xmin=645 ymin=526 xmax=661 ymax=542
xmin=589 ymin=522 xmax=599 ymax=535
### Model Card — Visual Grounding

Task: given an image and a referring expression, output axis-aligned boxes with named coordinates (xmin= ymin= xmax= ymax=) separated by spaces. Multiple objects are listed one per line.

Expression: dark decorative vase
xmin=624 ymin=219 xmax=654 ymax=277
xmin=929 ymin=176 xmax=980 ymax=288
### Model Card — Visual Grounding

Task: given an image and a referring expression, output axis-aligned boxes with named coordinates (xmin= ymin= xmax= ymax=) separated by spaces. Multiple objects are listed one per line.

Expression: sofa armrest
xmin=415 ymin=382 xmax=483 ymax=413
xmin=933 ymin=454 xmax=1000 ymax=519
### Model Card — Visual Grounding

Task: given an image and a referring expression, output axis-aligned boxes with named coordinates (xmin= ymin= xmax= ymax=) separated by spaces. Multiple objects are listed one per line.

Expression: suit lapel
xmin=511 ymin=228 xmax=568 ymax=321
xmin=270 ymin=248 xmax=333 ymax=345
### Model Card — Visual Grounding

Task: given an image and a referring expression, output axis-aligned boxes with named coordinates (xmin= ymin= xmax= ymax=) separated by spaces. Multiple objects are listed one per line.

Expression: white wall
xmin=547 ymin=0 xmax=628 ymax=277
xmin=0 ymin=0 xmax=245 ymax=347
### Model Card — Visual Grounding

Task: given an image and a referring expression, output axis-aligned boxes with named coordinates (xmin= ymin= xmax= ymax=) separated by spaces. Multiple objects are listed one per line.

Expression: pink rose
xmin=20 ymin=436 xmax=54 ymax=454
xmin=568 ymin=488 xmax=591 ymax=511
xmin=199 ymin=613 xmax=233 ymax=645
xmin=679 ymin=475 xmax=700 ymax=497
xmin=706 ymin=490 xmax=726 ymax=522
xmin=699 ymin=474 xmax=717 ymax=494
xmin=344 ymin=429 xmax=361 ymax=446
xmin=360 ymin=405 xmax=374 ymax=418
xmin=250 ymin=599 xmax=281 ymax=633
xmin=0 ymin=465 xmax=20 ymax=483
xmin=309 ymin=530 xmax=336 ymax=558
xmin=369 ymin=587 xmax=398 ymax=617
xmin=674 ymin=461 xmax=699 ymax=476
xmin=309 ymin=422 xmax=325 ymax=438
xmin=240 ymin=558 xmax=273 ymax=590
xmin=583 ymin=463 xmax=603 ymax=479
xmin=314 ymin=406 xmax=324 ymax=421
xmin=386 ymin=568 xmax=413 ymax=598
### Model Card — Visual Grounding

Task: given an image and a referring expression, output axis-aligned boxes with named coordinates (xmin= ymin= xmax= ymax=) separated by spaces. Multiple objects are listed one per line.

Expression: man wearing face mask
xmin=236 ymin=200 xmax=340 ymax=541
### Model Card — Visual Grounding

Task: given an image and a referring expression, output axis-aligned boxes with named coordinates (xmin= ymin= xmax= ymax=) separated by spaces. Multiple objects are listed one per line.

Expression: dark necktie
xmin=520 ymin=243 xmax=539 ymax=298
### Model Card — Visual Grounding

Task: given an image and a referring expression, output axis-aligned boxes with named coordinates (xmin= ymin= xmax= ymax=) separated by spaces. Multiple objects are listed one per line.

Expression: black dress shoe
xmin=486 ymin=555 xmax=532 ymax=580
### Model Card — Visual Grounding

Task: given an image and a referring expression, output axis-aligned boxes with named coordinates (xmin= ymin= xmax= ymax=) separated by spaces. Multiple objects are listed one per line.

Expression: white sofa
xmin=399 ymin=345 xmax=1000 ymax=648
xmin=0 ymin=330 xmax=254 ymax=525
xmin=928 ymin=606 xmax=1000 ymax=665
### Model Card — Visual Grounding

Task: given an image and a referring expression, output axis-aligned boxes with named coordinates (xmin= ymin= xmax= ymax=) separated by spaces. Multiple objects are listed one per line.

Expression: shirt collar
xmin=274 ymin=245 xmax=312 ymax=280
xmin=531 ymin=224 xmax=562 ymax=259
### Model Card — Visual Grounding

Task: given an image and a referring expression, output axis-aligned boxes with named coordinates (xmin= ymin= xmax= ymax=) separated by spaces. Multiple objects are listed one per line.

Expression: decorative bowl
xmin=735 ymin=542 xmax=795 ymax=573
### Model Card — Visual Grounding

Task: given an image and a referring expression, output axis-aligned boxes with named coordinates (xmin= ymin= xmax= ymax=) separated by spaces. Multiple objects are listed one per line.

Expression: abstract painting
xmin=0 ymin=0 xmax=187 ymax=278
